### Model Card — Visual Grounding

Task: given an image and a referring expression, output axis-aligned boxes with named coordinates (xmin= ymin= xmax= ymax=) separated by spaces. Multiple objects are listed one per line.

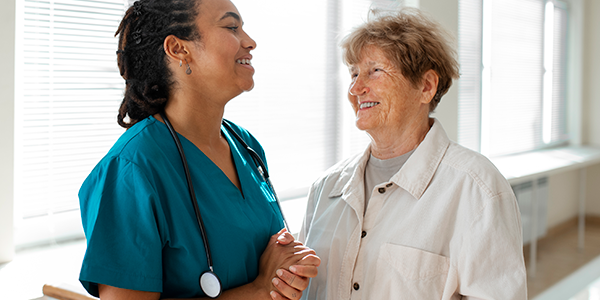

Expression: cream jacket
xmin=299 ymin=119 xmax=527 ymax=300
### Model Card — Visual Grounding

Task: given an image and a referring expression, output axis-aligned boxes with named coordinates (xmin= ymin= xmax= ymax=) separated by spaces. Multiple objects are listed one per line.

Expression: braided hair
xmin=115 ymin=0 xmax=201 ymax=128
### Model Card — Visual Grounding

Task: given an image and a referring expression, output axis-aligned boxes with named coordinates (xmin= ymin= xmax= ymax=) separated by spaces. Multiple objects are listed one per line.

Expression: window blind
xmin=458 ymin=0 xmax=570 ymax=158
xmin=14 ymin=0 xmax=126 ymax=246
xmin=485 ymin=0 xmax=545 ymax=157
xmin=457 ymin=0 xmax=483 ymax=152
xmin=15 ymin=0 xmax=387 ymax=246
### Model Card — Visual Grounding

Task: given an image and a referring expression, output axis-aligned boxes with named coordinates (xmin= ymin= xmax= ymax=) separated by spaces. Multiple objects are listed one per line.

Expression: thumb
xmin=276 ymin=229 xmax=294 ymax=245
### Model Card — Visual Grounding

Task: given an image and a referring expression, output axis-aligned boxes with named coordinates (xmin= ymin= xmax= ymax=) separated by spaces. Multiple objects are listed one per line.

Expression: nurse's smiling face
xmin=347 ymin=46 xmax=426 ymax=136
xmin=188 ymin=0 xmax=257 ymax=101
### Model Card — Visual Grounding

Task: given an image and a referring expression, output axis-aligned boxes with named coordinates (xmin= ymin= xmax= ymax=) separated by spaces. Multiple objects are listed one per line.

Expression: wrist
xmin=251 ymin=275 xmax=273 ymax=298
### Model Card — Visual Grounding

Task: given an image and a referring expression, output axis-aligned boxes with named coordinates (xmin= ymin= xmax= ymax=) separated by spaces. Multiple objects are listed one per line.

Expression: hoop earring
xmin=185 ymin=59 xmax=192 ymax=75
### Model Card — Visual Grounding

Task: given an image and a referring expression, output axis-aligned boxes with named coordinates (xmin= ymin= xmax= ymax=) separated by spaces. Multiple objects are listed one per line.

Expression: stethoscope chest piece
xmin=200 ymin=270 xmax=222 ymax=298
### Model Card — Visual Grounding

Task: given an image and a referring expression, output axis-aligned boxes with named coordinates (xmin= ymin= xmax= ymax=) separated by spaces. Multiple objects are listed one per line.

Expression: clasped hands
xmin=255 ymin=229 xmax=320 ymax=300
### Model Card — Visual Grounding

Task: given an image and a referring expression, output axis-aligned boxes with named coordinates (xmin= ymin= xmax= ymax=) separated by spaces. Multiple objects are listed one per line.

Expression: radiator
xmin=512 ymin=177 xmax=549 ymax=245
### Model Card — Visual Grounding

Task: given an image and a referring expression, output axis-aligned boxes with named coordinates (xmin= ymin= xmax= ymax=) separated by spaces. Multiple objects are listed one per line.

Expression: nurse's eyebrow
xmin=220 ymin=12 xmax=241 ymax=22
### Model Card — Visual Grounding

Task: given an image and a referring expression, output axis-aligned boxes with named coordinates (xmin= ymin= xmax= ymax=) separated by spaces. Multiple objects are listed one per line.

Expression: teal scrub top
xmin=78 ymin=116 xmax=285 ymax=298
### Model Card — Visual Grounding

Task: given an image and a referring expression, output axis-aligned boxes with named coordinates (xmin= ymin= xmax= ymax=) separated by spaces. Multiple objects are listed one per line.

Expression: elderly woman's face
xmin=348 ymin=46 xmax=426 ymax=134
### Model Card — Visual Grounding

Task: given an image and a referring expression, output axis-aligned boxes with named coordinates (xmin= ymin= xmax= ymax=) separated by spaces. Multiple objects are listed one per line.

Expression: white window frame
xmin=457 ymin=0 xmax=581 ymax=158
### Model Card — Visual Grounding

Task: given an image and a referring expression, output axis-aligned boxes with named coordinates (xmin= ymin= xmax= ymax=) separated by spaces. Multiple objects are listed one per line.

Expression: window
xmin=14 ymin=0 xmax=396 ymax=247
xmin=458 ymin=0 xmax=569 ymax=157
xmin=14 ymin=0 xmax=127 ymax=247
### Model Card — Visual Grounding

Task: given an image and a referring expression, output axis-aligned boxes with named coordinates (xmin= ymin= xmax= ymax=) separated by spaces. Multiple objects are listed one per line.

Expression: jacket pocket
xmin=373 ymin=243 xmax=450 ymax=299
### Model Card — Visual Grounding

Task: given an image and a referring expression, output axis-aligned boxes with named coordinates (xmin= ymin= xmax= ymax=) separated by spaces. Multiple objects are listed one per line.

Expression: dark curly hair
xmin=115 ymin=0 xmax=201 ymax=128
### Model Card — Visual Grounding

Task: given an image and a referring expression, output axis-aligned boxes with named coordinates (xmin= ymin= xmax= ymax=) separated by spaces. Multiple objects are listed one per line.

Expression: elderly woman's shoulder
xmin=442 ymin=141 xmax=513 ymax=197
xmin=444 ymin=142 xmax=495 ymax=168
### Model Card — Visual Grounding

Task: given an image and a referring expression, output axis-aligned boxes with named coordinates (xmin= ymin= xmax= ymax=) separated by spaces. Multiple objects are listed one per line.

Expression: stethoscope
xmin=159 ymin=111 xmax=288 ymax=298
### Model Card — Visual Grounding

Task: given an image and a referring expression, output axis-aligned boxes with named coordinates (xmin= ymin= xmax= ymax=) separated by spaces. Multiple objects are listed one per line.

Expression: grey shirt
xmin=364 ymin=149 xmax=414 ymax=212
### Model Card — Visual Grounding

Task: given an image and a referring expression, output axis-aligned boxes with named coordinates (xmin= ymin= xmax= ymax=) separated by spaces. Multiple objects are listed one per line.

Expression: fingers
xmin=289 ymin=264 xmax=318 ymax=278
xmin=270 ymin=291 xmax=294 ymax=300
xmin=297 ymin=254 xmax=321 ymax=267
xmin=270 ymin=228 xmax=295 ymax=246
xmin=272 ymin=277 xmax=302 ymax=300
xmin=269 ymin=228 xmax=287 ymax=244
xmin=277 ymin=231 xmax=295 ymax=245
xmin=276 ymin=268 xmax=309 ymax=291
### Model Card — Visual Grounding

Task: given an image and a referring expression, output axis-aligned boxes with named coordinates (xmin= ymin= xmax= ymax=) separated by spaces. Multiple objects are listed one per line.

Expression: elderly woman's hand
xmin=270 ymin=254 xmax=320 ymax=300
xmin=255 ymin=229 xmax=320 ymax=300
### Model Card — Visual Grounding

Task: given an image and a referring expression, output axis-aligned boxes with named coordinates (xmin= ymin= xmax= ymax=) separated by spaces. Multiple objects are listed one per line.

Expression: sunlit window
xmin=14 ymin=0 xmax=398 ymax=247
xmin=458 ymin=0 xmax=569 ymax=157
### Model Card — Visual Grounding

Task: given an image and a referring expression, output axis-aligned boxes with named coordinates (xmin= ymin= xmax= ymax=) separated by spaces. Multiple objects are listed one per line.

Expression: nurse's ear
xmin=164 ymin=35 xmax=191 ymax=72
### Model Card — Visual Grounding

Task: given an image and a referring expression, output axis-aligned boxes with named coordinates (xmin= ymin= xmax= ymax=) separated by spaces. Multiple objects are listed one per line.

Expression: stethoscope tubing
xmin=221 ymin=119 xmax=289 ymax=231
xmin=160 ymin=112 xmax=289 ymax=272
xmin=160 ymin=112 xmax=215 ymax=269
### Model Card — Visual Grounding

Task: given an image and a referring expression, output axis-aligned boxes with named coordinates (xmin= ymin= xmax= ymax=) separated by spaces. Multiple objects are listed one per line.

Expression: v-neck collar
xmin=151 ymin=115 xmax=247 ymax=199
xmin=221 ymin=124 xmax=249 ymax=199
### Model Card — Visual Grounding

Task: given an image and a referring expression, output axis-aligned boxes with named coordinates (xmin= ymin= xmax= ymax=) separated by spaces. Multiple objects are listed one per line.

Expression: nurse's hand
xmin=274 ymin=228 xmax=320 ymax=280
xmin=255 ymin=229 xmax=319 ymax=300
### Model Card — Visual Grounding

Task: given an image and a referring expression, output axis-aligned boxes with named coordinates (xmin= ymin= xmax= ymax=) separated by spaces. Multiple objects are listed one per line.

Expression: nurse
xmin=78 ymin=0 xmax=319 ymax=299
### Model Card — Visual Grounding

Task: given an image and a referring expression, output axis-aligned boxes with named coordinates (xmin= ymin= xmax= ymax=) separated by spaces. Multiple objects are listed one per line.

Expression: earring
xmin=185 ymin=59 xmax=192 ymax=75
xmin=179 ymin=60 xmax=182 ymax=67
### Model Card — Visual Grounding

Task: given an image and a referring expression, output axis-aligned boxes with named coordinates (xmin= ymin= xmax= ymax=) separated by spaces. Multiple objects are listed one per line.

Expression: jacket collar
xmin=329 ymin=118 xmax=450 ymax=201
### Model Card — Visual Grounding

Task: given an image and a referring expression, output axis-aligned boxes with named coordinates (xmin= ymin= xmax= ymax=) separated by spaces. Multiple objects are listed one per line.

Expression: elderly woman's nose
xmin=349 ymin=79 xmax=369 ymax=96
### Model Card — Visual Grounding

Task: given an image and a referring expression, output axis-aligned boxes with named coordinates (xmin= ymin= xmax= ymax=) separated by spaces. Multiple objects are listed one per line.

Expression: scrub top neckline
xmin=149 ymin=115 xmax=247 ymax=199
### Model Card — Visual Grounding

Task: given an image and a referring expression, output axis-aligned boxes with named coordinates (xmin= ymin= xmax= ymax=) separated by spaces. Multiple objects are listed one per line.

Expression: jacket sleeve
xmin=458 ymin=191 xmax=528 ymax=300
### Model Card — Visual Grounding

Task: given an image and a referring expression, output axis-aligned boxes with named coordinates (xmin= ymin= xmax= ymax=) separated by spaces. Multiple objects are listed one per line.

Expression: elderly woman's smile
xmin=359 ymin=101 xmax=380 ymax=110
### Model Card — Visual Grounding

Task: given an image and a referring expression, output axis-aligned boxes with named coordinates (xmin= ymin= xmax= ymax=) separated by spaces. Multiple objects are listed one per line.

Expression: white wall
xmin=0 ymin=0 xmax=16 ymax=263
xmin=583 ymin=0 xmax=600 ymax=216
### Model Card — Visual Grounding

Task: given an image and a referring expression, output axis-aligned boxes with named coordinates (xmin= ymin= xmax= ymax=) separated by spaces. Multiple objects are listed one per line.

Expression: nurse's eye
xmin=226 ymin=26 xmax=239 ymax=32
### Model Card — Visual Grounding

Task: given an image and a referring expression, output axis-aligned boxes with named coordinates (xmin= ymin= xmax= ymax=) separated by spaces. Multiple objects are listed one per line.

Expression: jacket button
xmin=386 ymin=183 xmax=393 ymax=188
xmin=353 ymin=282 xmax=360 ymax=290
xmin=361 ymin=231 xmax=367 ymax=238
xmin=378 ymin=187 xmax=385 ymax=194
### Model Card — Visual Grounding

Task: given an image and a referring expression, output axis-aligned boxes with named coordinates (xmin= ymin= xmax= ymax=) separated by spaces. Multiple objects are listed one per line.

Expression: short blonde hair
xmin=341 ymin=8 xmax=460 ymax=111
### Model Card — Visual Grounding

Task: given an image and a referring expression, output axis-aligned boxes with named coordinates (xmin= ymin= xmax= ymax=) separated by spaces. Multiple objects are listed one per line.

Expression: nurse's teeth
xmin=237 ymin=59 xmax=252 ymax=65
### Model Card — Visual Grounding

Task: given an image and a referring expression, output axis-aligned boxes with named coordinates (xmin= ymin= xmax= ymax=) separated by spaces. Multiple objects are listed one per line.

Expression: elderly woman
xmin=299 ymin=8 xmax=526 ymax=300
